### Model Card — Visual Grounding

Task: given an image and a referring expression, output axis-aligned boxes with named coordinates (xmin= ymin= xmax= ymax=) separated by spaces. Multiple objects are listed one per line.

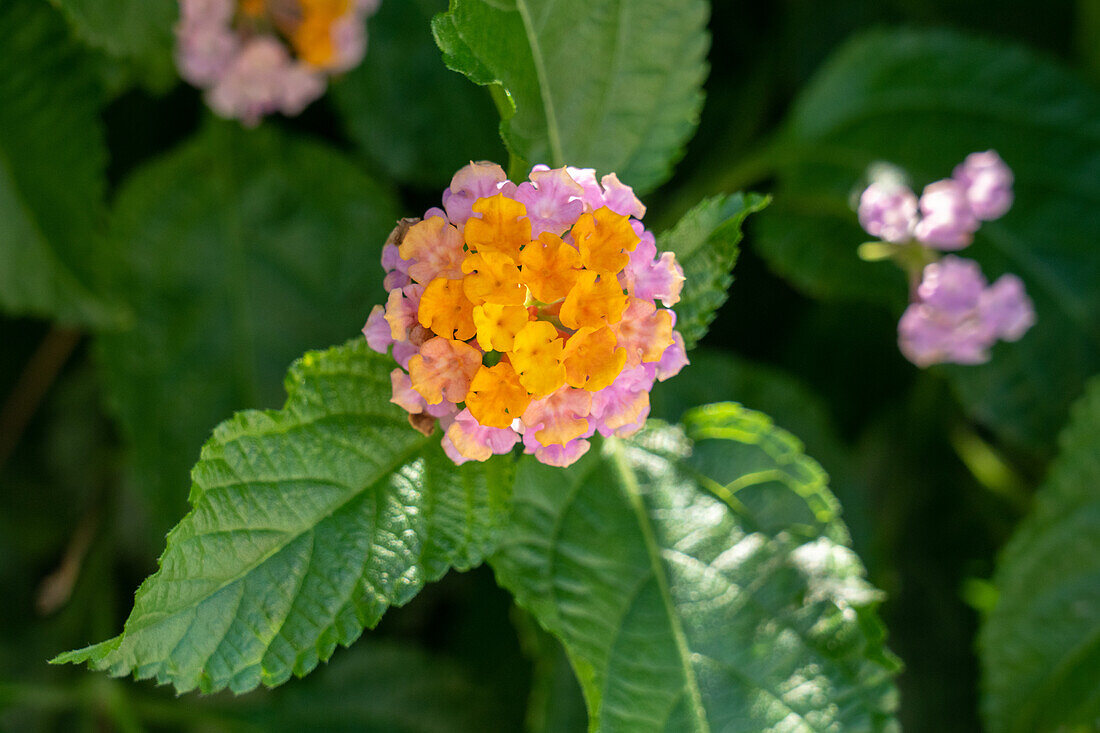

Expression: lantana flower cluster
xmin=363 ymin=162 xmax=688 ymax=468
xmin=857 ymin=151 xmax=1035 ymax=367
xmin=176 ymin=0 xmax=379 ymax=125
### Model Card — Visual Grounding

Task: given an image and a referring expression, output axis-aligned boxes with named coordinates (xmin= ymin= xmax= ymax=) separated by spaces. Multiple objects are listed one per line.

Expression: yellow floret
xmin=465 ymin=362 xmax=532 ymax=428
xmin=562 ymin=325 xmax=627 ymax=392
xmin=509 ymin=321 xmax=566 ymax=398
xmin=464 ymin=194 xmax=531 ymax=260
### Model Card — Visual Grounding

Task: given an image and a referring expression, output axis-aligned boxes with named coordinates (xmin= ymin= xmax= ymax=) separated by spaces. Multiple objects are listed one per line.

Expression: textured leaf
xmin=50 ymin=0 xmax=176 ymax=90
xmin=980 ymin=376 xmax=1100 ymax=732
xmin=650 ymin=348 xmax=873 ymax=554
xmin=0 ymin=0 xmax=119 ymax=327
xmin=754 ymin=29 xmax=1100 ymax=448
xmin=55 ymin=341 xmax=513 ymax=694
xmin=95 ymin=121 xmax=399 ymax=529
xmin=659 ymin=193 xmax=769 ymax=350
xmin=432 ymin=0 xmax=709 ymax=192
xmin=491 ymin=404 xmax=899 ymax=732
xmin=331 ymin=0 xmax=505 ymax=188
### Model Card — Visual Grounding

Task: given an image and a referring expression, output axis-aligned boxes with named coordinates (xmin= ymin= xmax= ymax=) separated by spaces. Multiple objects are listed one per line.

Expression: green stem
xmin=949 ymin=425 xmax=1031 ymax=513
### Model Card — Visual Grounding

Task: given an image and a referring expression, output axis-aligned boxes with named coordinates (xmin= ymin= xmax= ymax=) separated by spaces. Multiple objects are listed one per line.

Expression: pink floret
xmin=913 ymin=179 xmax=979 ymax=251
xmin=954 ymin=150 xmax=1014 ymax=222
xmin=899 ymin=256 xmax=1035 ymax=367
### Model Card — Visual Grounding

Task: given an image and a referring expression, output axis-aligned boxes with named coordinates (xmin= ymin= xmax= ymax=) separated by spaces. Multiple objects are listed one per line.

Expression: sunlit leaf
xmin=492 ymin=403 xmax=899 ymax=732
xmin=658 ymin=193 xmax=769 ymax=350
xmin=55 ymin=341 xmax=513 ymax=694
xmin=433 ymin=0 xmax=709 ymax=192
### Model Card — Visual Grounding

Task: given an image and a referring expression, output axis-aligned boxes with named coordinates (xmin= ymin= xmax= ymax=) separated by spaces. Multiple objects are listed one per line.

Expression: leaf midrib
xmin=514 ymin=0 xmax=564 ymax=166
xmin=607 ymin=438 xmax=711 ymax=733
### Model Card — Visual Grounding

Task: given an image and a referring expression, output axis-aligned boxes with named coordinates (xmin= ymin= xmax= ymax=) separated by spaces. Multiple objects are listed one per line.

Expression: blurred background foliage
xmin=1 ymin=0 xmax=1097 ymax=730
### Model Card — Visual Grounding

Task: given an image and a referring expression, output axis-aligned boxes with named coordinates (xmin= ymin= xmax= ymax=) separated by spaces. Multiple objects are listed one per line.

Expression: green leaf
xmin=331 ymin=0 xmax=505 ymax=188
xmin=55 ymin=340 xmax=513 ymax=694
xmin=0 ymin=0 xmax=120 ymax=327
xmin=94 ymin=121 xmax=400 ymax=530
xmin=979 ymin=376 xmax=1100 ymax=733
xmin=49 ymin=0 xmax=177 ymax=92
xmin=650 ymin=348 xmax=873 ymax=555
xmin=659 ymin=193 xmax=770 ymax=350
xmin=491 ymin=404 xmax=900 ymax=732
xmin=432 ymin=0 xmax=709 ymax=192
xmin=514 ymin=611 xmax=588 ymax=733
xmin=754 ymin=29 xmax=1100 ymax=448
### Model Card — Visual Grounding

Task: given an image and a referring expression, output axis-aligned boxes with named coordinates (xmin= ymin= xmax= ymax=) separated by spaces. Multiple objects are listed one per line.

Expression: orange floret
xmin=562 ymin=325 xmax=627 ymax=392
xmin=399 ymin=216 xmax=466 ymax=284
xmin=612 ymin=298 xmax=675 ymax=367
xmin=570 ymin=206 xmax=640 ymax=275
xmin=464 ymin=194 xmax=531 ymax=260
xmin=462 ymin=251 xmax=527 ymax=306
xmin=509 ymin=321 xmax=566 ymax=398
xmin=289 ymin=0 xmax=352 ymax=69
xmin=559 ymin=270 xmax=628 ymax=330
xmin=472 ymin=303 xmax=531 ymax=352
xmin=408 ymin=337 xmax=481 ymax=405
xmin=240 ymin=0 xmax=267 ymax=15
xmin=418 ymin=278 xmax=476 ymax=341
xmin=465 ymin=362 xmax=532 ymax=428
xmin=520 ymin=232 xmax=582 ymax=303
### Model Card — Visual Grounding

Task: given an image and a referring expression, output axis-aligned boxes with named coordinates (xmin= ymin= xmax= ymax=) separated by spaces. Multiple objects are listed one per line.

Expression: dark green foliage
xmin=0 ymin=0 xmax=120 ymax=326
xmin=331 ymin=0 xmax=505 ymax=188
xmin=756 ymin=29 xmax=1100 ymax=450
xmin=94 ymin=122 xmax=399 ymax=528
xmin=51 ymin=0 xmax=177 ymax=91
xmin=980 ymin=377 xmax=1100 ymax=732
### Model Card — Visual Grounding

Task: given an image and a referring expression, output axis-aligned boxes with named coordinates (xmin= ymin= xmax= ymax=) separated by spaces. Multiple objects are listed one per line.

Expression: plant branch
xmin=0 ymin=326 xmax=81 ymax=469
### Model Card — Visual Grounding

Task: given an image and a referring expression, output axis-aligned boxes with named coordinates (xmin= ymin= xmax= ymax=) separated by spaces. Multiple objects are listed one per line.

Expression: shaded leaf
xmin=755 ymin=29 xmax=1100 ymax=448
xmin=331 ymin=0 xmax=505 ymax=189
xmin=658 ymin=193 xmax=769 ymax=350
xmin=491 ymin=404 xmax=899 ymax=732
xmin=432 ymin=0 xmax=709 ymax=192
xmin=513 ymin=610 xmax=588 ymax=733
xmin=0 ymin=0 xmax=120 ymax=327
xmin=55 ymin=341 xmax=513 ymax=694
xmin=980 ymin=376 xmax=1100 ymax=732
xmin=50 ymin=0 xmax=177 ymax=91
xmin=94 ymin=121 xmax=399 ymax=529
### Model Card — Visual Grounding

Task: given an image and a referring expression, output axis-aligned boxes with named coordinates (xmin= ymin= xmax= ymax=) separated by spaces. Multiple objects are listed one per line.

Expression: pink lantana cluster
xmin=857 ymin=151 xmax=1035 ymax=367
xmin=362 ymin=162 xmax=689 ymax=468
xmin=175 ymin=0 xmax=380 ymax=126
